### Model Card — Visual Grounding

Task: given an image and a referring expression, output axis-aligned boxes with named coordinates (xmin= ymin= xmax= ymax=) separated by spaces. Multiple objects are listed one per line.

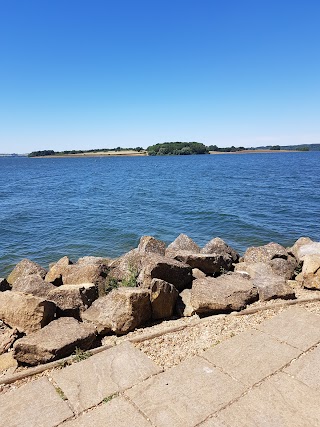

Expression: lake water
xmin=0 ymin=152 xmax=319 ymax=277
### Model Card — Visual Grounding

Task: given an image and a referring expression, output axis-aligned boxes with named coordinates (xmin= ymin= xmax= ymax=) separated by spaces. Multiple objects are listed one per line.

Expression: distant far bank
xmin=23 ymin=142 xmax=320 ymax=158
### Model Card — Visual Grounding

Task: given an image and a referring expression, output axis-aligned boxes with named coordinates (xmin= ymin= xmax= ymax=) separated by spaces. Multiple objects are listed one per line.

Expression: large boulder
xmin=165 ymin=234 xmax=200 ymax=258
xmin=234 ymin=262 xmax=296 ymax=301
xmin=45 ymin=256 xmax=73 ymax=286
xmin=288 ymin=237 xmax=319 ymax=262
xmin=174 ymin=253 xmax=234 ymax=276
xmin=243 ymin=242 xmax=288 ymax=264
xmin=301 ymin=254 xmax=320 ymax=276
xmin=0 ymin=291 xmax=56 ymax=334
xmin=138 ymin=236 xmax=166 ymax=256
xmin=201 ymin=237 xmax=239 ymax=263
xmin=191 ymin=273 xmax=258 ymax=314
xmin=137 ymin=254 xmax=192 ymax=291
xmin=47 ymin=284 xmax=98 ymax=318
xmin=7 ymin=259 xmax=47 ymax=286
xmin=242 ymin=243 xmax=296 ymax=280
xmin=11 ymin=275 xmax=56 ymax=298
xmin=45 ymin=257 xmax=109 ymax=296
xmin=13 ymin=317 xmax=96 ymax=365
xmin=0 ymin=327 xmax=18 ymax=355
xmin=150 ymin=279 xmax=178 ymax=320
xmin=0 ymin=278 xmax=11 ymax=291
xmin=303 ymin=272 xmax=320 ymax=290
xmin=108 ymin=249 xmax=143 ymax=282
xmin=82 ymin=288 xmax=152 ymax=335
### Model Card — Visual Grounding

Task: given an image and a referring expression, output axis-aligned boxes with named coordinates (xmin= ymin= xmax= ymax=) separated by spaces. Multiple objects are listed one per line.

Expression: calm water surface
xmin=0 ymin=152 xmax=319 ymax=276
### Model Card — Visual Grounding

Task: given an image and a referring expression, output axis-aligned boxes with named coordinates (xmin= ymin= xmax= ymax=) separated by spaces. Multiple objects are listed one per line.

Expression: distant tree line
xmin=147 ymin=142 xmax=209 ymax=156
xmin=28 ymin=147 xmax=145 ymax=157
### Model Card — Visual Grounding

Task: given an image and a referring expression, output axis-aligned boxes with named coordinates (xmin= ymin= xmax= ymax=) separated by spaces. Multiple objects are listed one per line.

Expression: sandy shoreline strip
xmin=32 ymin=149 xmax=300 ymax=158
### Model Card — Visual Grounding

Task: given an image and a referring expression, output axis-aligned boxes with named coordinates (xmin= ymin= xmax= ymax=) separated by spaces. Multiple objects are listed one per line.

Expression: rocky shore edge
xmin=1 ymin=234 xmax=320 ymax=375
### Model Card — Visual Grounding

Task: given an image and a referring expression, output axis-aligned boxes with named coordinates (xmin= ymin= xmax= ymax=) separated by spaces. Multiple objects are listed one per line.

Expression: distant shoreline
xmin=209 ymin=149 xmax=299 ymax=155
xmin=32 ymin=149 xmax=301 ymax=158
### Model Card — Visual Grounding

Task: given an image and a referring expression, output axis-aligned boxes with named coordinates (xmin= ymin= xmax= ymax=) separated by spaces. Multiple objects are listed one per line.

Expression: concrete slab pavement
xmin=51 ymin=341 xmax=161 ymax=414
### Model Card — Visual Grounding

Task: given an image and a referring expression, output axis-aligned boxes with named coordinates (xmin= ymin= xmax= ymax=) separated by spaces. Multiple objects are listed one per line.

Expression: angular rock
xmin=289 ymin=238 xmax=320 ymax=262
xmin=192 ymin=268 xmax=206 ymax=279
xmin=13 ymin=317 xmax=96 ymax=365
xmin=77 ymin=256 xmax=111 ymax=265
xmin=47 ymin=283 xmax=98 ymax=318
xmin=201 ymin=237 xmax=239 ymax=263
xmin=0 ymin=291 xmax=56 ymax=334
xmin=0 ymin=327 xmax=18 ymax=354
xmin=243 ymin=242 xmax=288 ymax=264
xmin=175 ymin=289 xmax=195 ymax=317
xmin=11 ymin=274 xmax=56 ymax=298
xmin=253 ymin=275 xmax=296 ymax=301
xmin=174 ymin=253 xmax=234 ymax=275
xmin=82 ymin=288 xmax=151 ymax=334
xmin=137 ymin=254 xmax=192 ymax=291
xmin=109 ymin=249 xmax=143 ymax=282
xmin=45 ymin=256 xmax=73 ymax=285
xmin=7 ymin=259 xmax=47 ymax=286
xmin=288 ymin=236 xmax=314 ymax=260
xmin=303 ymin=272 xmax=320 ymax=290
xmin=46 ymin=257 xmax=109 ymax=296
xmin=0 ymin=278 xmax=11 ymax=291
xmin=191 ymin=273 xmax=258 ymax=314
xmin=150 ymin=279 xmax=178 ymax=320
xmin=166 ymin=233 xmax=200 ymax=257
xmin=0 ymin=352 xmax=18 ymax=373
xmin=302 ymin=254 xmax=320 ymax=275
xmin=138 ymin=235 xmax=166 ymax=256
xmin=269 ymin=256 xmax=296 ymax=280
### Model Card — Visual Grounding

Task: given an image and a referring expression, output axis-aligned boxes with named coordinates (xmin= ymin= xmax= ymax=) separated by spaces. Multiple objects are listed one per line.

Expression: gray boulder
xmin=7 ymin=259 xmax=47 ymax=286
xmin=82 ymin=287 xmax=152 ymax=335
xmin=45 ymin=256 xmax=73 ymax=286
xmin=150 ymin=279 xmax=178 ymax=320
xmin=0 ymin=291 xmax=56 ymax=334
xmin=13 ymin=317 xmax=96 ymax=365
xmin=201 ymin=237 xmax=239 ymax=263
xmin=191 ymin=273 xmax=258 ymax=314
xmin=137 ymin=254 xmax=192 ymax=291
xmin=243 ymin=242 xmax=289 ymax=264
xmin=166 ymin=234 xmax=200 ymax=257
xmin=108 ymin=249 xmax=143 ymax=282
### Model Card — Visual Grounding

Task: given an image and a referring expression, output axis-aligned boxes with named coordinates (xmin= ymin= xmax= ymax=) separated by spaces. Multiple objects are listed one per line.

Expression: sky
xmin=0 ymin=0 xmax=320 ymax=153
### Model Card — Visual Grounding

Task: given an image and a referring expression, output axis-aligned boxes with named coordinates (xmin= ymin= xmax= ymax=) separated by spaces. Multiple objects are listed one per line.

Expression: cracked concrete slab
xmin=256 ymin=306 xmax=320 ymax=351
xmin=284 ymin=343 xmax=320 ymax=391
xmin=61 ymin=396 xmax=152 ymax=426
xmin=202 ymin=372 xmax=320 ymax=427
xmin=51 ymin=341 xmax=161 ymax=414
xmin=0 ymin=377 xmax=74 ymax=427
xmin=125 ymin=355 xmax=245 ymax=427
xmin=201 ymin=328 xmax=300 ymax=387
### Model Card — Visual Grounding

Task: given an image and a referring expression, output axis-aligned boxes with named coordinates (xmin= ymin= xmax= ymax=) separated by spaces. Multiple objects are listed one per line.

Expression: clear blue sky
xmin=1 ymin=0 xmax=319 ymax=153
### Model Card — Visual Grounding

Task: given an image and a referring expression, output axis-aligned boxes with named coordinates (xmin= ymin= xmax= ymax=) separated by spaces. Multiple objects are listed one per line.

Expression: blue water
xmin=0 ymin=152 xmax=319 ymax=277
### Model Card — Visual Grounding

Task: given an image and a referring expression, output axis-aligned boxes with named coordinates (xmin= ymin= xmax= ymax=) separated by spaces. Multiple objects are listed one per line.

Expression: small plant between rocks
xmin=102 ymin=392 xmax=118 ymax=404
xmin=72 ymin=347 xmax=92 ymax=362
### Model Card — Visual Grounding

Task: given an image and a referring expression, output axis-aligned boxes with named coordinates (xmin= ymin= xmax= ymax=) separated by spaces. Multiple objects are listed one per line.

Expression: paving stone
xmin=201 ymin=329 xmax=301 ymax=387
xmin=61 ymin=396 xmax=152 ymax=426
xmin=51 ymin=341 xmax=161 ymax=414
xmin=202 ymin=372 xmax=320 ymax=426
xmin=284 ymin=344 xmax=320 ymax=391
xmin=125 ymin=356 xmax=245 ymax=427
xmin=256 ymin=306 xmax=320 ymax=351
xmin=0 ymin=377 xmax=73 ymax=427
